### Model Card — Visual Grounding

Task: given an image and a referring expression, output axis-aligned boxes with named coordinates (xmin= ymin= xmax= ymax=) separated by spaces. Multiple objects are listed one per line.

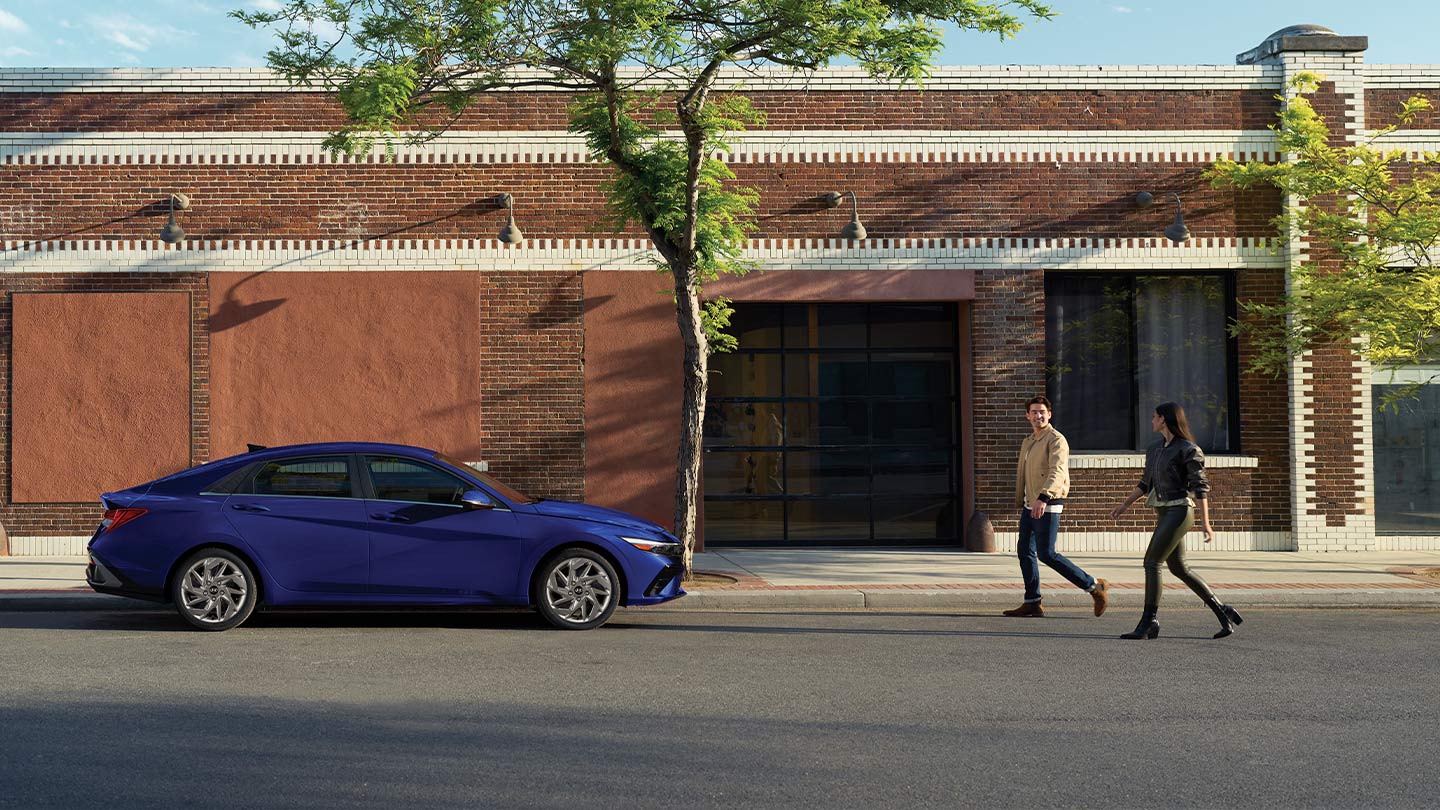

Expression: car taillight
xmin=101 ymin=507 xmax=148 ymax=533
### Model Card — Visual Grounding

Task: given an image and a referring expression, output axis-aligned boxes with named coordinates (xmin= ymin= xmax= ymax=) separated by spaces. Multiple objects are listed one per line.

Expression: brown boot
xmin=1002 ymin=601 xmax=1044 ymax=617
xmin=1090 ymin=579 xmax=1109 ymax=617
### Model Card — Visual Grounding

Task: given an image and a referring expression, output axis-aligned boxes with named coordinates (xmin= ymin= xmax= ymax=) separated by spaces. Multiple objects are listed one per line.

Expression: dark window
xmin=252 ymin=456 xmax=353 ymax=498
xmin=704 ymin=303 xmax=959 ymax=546
xmin=1046 ymin=273 xmax=1239 ymax=453
xmin=366 ymin=456 xmax=469 ymax=505
xmin=1374 ymin=379 xmax=1440 ymax=535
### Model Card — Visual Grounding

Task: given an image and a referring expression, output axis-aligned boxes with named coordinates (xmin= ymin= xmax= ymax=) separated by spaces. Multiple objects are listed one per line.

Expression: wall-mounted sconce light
xmin=821 ymin=190 xmax=867 ymax=241
xmin=491 ymin=192 xmax=524 ymax=245
xmin=1134 ymin=191 xmax=1189 ymax=244
xmin=159 ymin=193 xmax=191 ymax=245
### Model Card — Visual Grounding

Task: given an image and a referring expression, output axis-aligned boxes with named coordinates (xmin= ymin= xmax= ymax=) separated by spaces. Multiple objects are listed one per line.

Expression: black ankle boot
xmin=1210 ymin=603 xmax=1244 ymax=639
xmin=1121 ymin=608 xmax=1159 ymax=640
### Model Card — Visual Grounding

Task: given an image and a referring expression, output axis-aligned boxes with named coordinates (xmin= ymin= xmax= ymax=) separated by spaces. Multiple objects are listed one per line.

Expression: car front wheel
xmin=535 ymin=549 xmax=619 ymax=630
xmin=171 ymin=548 xmax=258 ymax=631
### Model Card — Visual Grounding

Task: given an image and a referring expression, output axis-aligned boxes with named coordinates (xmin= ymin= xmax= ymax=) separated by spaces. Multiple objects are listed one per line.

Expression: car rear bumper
xmin=86 ymin=553 xmax=166 ymax=603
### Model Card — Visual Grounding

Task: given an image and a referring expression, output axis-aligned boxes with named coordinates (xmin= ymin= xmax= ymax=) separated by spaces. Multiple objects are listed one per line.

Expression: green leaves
xmin=1207 ymin=75 xmax=1440 ymax=382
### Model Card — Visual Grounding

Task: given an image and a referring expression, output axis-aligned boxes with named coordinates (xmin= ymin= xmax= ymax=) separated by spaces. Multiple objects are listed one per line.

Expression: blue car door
xmin=223 ymin=454 xmax=370 ymax=595
xmin=361 ymin=454 xmax=526 ymax=602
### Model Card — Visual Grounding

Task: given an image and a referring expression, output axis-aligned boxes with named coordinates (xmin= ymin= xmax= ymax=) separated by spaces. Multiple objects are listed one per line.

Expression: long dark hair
xmin=1155 ymin=401 xmax=1196 ymax=443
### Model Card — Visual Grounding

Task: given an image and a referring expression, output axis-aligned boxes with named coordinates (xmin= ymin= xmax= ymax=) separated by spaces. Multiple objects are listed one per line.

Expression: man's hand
xmin=1030 ymin=500 xmax=1046 ymax=519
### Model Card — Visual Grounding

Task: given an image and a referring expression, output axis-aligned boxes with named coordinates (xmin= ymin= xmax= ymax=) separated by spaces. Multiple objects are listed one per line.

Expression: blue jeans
xmin=1018 ymin=509 xmax=1096 ymax=602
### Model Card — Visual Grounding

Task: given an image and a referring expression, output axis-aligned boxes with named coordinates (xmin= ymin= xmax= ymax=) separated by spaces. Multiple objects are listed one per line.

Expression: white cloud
xmin=2 ymin=45 xmax=35 ymax=58
xmin=1111 ymin=5 xmax=1133 ymax=11
xmin=251 ymin=0 xmax=285 ymax=10
xmin=87 ymin=14 xmax=194 ymax=53
xmin=0 ymin=8 xmax=31 ymax=34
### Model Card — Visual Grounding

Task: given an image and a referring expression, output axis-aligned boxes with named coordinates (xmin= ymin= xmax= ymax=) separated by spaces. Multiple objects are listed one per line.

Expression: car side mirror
xmin=460 ymin=489 xmax=496 ymax=511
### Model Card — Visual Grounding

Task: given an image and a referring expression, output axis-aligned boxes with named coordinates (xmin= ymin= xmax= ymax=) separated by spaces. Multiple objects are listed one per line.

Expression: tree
xmin=1207 ymin=72 xmax=1440 ymax=401
xmin=235 ymin=0 xmax=1052 ymax=573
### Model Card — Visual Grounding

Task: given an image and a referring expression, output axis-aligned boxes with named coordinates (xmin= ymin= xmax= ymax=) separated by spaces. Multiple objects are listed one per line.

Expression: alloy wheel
xmin=179 ymin=557 xmax=250 ymax=625
xmin=544 ymin=557 xmax=614 ymax=625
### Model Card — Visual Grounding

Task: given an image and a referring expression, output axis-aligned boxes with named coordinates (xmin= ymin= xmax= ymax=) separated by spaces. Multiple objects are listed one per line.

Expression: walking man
xmin=1003 ymin=395 xmax=1108 ymax=617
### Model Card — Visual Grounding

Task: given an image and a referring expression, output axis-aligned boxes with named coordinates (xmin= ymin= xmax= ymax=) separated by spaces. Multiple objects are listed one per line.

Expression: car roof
xmin=235 ymin=442 xmax=440 ymax=462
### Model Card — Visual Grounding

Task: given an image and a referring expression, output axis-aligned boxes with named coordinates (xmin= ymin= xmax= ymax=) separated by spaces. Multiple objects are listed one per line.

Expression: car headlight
xmin=621 ymin=536 xmax=684 ymax=558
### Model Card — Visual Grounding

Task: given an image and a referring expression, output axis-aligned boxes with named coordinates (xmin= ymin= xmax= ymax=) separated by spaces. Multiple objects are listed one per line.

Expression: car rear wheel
xmin=171 ymin=549 xmax=258 ymax=631
xmin=535 ymin=549 xmax=619 ymax=630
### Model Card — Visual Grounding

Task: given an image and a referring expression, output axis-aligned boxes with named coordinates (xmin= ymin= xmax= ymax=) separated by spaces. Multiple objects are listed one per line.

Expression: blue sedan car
xmin=86 ymin=442 xmax=686 ymax=631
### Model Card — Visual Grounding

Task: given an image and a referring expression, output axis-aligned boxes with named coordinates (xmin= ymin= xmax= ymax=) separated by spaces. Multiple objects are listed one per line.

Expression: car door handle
xmin=230 ymin=504 xmax=271 ymax=513
xmin=371 ymin=512 xmax=410 ymax=523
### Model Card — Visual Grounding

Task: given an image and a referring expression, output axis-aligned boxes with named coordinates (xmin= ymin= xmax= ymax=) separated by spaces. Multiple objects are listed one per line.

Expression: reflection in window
xmin=253 ymin=457 xmax=352 ymax=498
xmin=1046 ymin=273 xmax=1238 ymax=453
xmin=1375 ymin=378 xmax=1440 ymax=535
xmin=366 ymin=456 xmax=468 ymax=505
xmin=704 ymin=303 xmax=959 ymax=545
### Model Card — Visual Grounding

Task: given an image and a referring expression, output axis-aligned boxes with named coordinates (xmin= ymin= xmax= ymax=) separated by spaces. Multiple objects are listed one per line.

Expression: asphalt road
xmin=1 ymin=607 xmax=1436 ymax=809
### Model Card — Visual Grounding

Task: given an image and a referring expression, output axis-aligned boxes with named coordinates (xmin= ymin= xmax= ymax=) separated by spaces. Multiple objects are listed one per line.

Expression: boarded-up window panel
xmin=12 ymin=292 xmax=192 ymax=503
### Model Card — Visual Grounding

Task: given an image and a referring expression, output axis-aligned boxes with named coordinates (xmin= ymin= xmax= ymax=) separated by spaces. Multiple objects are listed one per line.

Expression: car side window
xmin=252 ymin=456 xmax=353 ymax=498
xmin=366 ymin=456 xmax=470 ymax=506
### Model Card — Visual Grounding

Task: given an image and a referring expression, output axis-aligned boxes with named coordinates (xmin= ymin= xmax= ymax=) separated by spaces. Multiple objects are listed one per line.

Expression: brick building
xmin=2 ymin=25 xmax=1437 ymax=556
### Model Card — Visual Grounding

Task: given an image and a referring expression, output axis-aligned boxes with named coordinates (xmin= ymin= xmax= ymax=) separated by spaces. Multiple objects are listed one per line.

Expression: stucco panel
xmin=209 ymin=272 xmax=483 ymax=460
xmin=11 ymin=292 xmax=191 ymax=503
xmin=583 ymin=272 xmax=685 ymax=532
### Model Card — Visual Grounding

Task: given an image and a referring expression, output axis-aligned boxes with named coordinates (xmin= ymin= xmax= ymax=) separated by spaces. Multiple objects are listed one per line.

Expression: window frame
xmin=703 ymin=302 xmax=962 ymax=546
xmin=1044 ymin=270 xmax=1242 ymax=454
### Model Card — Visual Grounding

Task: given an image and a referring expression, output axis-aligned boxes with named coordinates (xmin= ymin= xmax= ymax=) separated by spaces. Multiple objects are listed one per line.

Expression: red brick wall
xmin=1367 ymin=88 xmax=1440 ymax=130
xmin=479 ymin=268 xmax=586 ymax=501
xmin=0 ymin=90 xmax=1276 ymax=133
xmin=0 ymin=163 xmax=1277 ymax=243
xmin=0 ymin=273 xmax=210 ymax=536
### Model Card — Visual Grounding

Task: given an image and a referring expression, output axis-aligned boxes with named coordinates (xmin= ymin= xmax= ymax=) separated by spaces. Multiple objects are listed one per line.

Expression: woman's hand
xmin=1202 ymin=524 xmax=1216 ymax=543
xmin=1109 ymin=503 xmax=1127 ymax=521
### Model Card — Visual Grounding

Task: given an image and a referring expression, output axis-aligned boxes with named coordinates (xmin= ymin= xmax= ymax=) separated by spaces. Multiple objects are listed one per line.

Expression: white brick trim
xmin=993 ymin=531 xmax=1292 ymax=552
xmin=0 ymin=65 xmax=1285 ymax=93
xmin=0 ymin=240 xmax=1285 ymax=274
xmin=0 ymin=130 xmax=1281 ymax=166
xmin=1374 ymin=535 xmax=1440 ymax=551
xmin=1068 ymin=454 xmax=1261 ymax=469
xmin=1363 ymin=65 xmax=1440 ymax=88
xmin=9 ymin=536 xmax=90 ymax=556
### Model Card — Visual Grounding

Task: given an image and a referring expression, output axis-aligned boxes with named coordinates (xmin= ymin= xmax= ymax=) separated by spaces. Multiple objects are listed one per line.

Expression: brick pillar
xmin=1238 ymin=26 xmax=1376 ymax=550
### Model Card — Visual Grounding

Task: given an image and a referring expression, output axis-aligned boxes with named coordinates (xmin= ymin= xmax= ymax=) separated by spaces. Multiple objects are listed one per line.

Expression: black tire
xmin=170 ymin=548 xmax=259 ymax=631
xmin=533 ymin=548 xmax=620 ymax=630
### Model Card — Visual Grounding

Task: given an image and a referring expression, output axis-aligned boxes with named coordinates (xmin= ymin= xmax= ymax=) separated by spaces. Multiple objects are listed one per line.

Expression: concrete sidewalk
xmin=2 ymin=548 xmax=1438 ymax=613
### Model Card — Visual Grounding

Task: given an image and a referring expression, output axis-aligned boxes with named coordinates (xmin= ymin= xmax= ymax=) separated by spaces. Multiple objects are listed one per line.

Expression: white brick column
xmin=1239 ymin=27 xmax=1377 ymax=551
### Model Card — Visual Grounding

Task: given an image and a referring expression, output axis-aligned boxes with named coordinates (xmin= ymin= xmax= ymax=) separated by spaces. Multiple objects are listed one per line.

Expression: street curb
xmin=667 ymin=588 xmax=1440 ymax=611
xmin=3 ymin=588 xmax=1439 ymax=613
xmin=0 ymin=592 xmax=164 ymax=612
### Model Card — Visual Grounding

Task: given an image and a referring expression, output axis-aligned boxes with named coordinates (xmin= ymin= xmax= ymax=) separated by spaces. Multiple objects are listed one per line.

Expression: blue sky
xmin=0 ymin=0 xmax=1436 ymax=68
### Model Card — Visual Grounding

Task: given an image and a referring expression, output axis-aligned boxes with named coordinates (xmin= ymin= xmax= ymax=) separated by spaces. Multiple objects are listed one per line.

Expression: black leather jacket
xmin=1137 ymin=438 xmax=1210 ymax=502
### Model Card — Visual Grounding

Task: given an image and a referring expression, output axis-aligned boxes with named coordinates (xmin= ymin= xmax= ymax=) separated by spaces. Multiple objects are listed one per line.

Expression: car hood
xmin=529 ymin=500 xmax=670 ymax=536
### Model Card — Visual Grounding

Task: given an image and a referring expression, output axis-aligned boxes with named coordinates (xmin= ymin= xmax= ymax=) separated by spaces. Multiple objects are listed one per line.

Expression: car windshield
xmin=434 ymin=452 xmax=536 ymax=504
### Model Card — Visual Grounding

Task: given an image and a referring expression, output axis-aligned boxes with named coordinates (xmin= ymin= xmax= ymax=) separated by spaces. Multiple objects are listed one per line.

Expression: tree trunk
xmin=672 ymin=268 xmax=709 ymax=579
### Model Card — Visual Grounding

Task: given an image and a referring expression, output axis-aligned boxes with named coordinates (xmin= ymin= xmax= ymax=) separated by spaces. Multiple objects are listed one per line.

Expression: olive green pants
xmin=1143 ymin=505 xmax=1219 ymax=610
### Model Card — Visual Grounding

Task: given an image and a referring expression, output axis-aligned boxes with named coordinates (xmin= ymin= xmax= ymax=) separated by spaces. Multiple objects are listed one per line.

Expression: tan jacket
xmin=1016 ymin=426 xmax=1071 ymax=507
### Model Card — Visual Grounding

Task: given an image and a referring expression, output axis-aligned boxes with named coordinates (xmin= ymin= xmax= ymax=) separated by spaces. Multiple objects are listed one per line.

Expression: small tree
xmin=1207 ymin=72 xmax=1440 ymax=400
xmin=236 ymin=0 xmax=1052 ymax=572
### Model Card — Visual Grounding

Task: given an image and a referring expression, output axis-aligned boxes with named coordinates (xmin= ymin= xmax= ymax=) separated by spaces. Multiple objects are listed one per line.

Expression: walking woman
xmin=1109 ymin=401 xmax=1244 ymax=640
